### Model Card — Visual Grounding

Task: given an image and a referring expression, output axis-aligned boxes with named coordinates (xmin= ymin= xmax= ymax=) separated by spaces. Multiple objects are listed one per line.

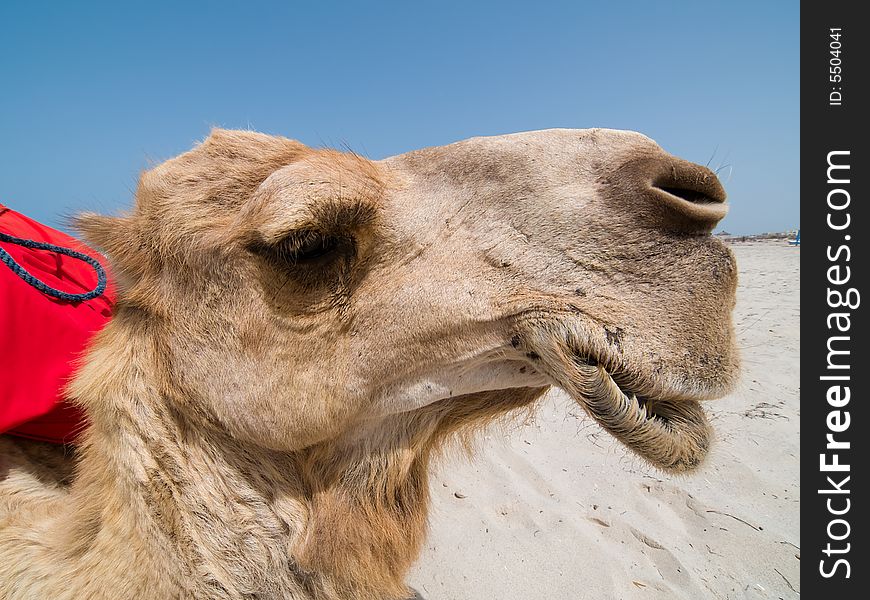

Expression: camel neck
xmin=60 ymin=313 xmax=428 ymax=599
xmin=68 ymin=415 xmax=313 ymax=599
xmin=62 ymin=327 xmax=312 ymax=598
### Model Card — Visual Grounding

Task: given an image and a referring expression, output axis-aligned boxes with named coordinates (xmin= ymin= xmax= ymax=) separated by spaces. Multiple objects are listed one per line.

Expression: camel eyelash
xmin=277 ymin=231 xmax=340 ymax=261
xmin=272 ymin=199 xmax=373 ymax=253
xmin=247 ymin=201 xmax=374 ymax=291
xmin=252 ymin=230 xmax=350 ymax=270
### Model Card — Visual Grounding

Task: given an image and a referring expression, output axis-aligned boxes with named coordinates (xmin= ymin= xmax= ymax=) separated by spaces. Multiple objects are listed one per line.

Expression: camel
xmin=0 ymin=128 xmax=739 ymax=599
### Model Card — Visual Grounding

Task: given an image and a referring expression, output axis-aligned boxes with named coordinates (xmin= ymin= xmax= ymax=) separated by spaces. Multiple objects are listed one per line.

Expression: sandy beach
xmin=409 ymin=240 xmax=801 ymax=599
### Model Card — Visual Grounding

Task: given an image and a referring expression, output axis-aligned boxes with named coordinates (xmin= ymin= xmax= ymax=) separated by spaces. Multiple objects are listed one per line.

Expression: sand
xmin=408 ymin=240 xmax=801 ymax=599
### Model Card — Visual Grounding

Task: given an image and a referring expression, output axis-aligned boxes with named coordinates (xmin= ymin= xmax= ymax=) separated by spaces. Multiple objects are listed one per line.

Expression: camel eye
xmin=250 ymin=231 xmax=339 ymax=266
xmin=287 ymin=231 xmax=339 ymax=262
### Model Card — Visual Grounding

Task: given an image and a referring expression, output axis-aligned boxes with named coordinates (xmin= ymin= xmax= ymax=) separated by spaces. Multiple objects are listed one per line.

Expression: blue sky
xmin=1 ymin=1 xmax=798 ymax=235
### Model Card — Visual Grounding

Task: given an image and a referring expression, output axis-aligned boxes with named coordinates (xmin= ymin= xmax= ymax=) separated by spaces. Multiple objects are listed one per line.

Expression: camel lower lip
xmin=553 ymin=356 xmax=712 ymax=473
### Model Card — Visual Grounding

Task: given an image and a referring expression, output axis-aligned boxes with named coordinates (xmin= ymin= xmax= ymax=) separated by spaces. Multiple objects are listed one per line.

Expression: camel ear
xmin=74 ymin=213 xmax=144 ymax=275
xmin=70 ymin=131 xmax=308 ymax=282
xmin=75 ymin=213 xmax=130 ymax=253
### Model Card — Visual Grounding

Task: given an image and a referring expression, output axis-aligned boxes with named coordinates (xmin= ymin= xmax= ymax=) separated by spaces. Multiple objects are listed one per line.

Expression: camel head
xmin=79 ymin=128 xmax=738 ymax=473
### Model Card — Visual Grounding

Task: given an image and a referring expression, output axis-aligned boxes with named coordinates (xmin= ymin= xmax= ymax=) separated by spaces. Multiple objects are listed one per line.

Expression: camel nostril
xmin=646 ymin=161 xmax=728 ymax=232
xmin=652 ymin=163 xmax=726 ymax=206
xmin=608 ymin=156 xmax=728 ymax=233
xmin=656 ymin=186 xmax=720 ymax=206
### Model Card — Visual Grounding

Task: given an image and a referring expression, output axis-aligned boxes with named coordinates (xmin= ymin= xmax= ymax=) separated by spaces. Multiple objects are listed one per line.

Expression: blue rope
xmin=0 ymin=231 xmax=107 ymax=302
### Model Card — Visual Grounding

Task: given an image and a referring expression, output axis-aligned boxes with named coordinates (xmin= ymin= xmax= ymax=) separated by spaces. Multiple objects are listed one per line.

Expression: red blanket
xmin=0 ymin=204 xmax=114 ymax=443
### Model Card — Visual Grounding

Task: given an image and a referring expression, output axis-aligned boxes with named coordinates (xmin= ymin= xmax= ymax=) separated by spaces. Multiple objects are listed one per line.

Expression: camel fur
xmin=1 ymin=128 xmax=739 ymax=599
